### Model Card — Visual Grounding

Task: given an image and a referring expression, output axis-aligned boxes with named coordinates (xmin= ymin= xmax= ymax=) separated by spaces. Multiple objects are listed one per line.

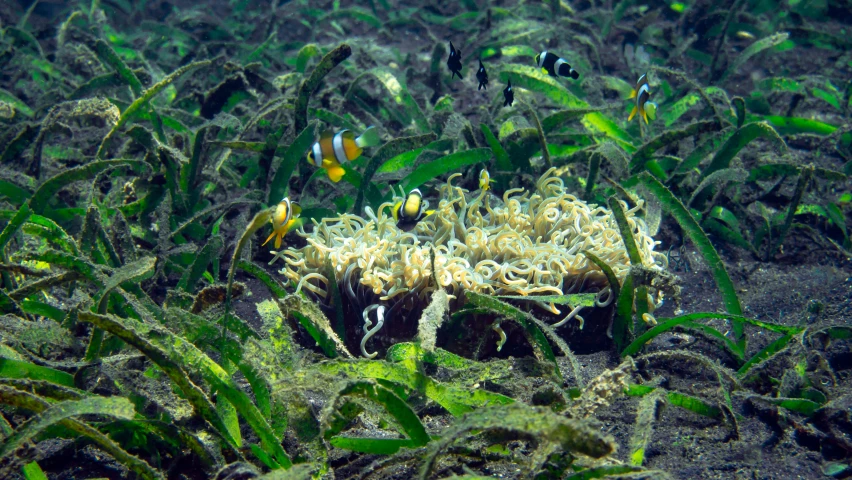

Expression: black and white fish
xmin=393 ymin=188 xmax=434 ymax=231
xmin=503 ymin=79 xmax=514 ymax=106
xmin=628 ymin=73 xmax=657 ymax=124
xmin=476 ymin=59 xmax=488 ymax=90
xmin=447 ymin=41 xmax=462 ymax=79
xmin=534 ymin=50 xmax=579 ymax=80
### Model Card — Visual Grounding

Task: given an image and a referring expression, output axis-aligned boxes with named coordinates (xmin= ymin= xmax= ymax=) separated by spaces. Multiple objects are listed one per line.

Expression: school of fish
xmin=267 ymin=42 xmax=657 ymax=246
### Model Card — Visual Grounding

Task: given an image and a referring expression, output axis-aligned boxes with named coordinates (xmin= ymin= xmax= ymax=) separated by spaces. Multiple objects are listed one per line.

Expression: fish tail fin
xmin=327 ymin=164 xmax=346 ymax=183
xmin=355 ymin=126 xmax=381 ymax=148
xmin=628 ymin=105 xmax=638 ymax=122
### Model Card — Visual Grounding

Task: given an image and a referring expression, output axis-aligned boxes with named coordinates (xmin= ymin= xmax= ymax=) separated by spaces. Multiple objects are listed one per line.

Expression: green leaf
xmin=660 ymin=87 xmax=726 ymax=127
xmin=91 ymin=39 xmax=144 ymax=96
xmin=565 ymin=465 xmax=648 ymax=479
xmin=493 ymin=293 xmax=597 ymax=306
xmin=720 ymin=32 xmax=790 ymax=83
xmin=630 ymin=120 xmax=722 ymax=173
xmin=811 ymin=87 xmax=841 ymax=110
xmin=638 ymin=173 xmax=744 ymax=346
xmin=541 ymin=107 xmax=610 ymax=133
xmin=329 ymin=436 xmax=415 ymax=454
xmin=178 ymin=236 xmax=223 ymax=292
xmin=237 ymin=260 xmax=289 ymax=299
xmin=420 ymin=403 xmax=614 ymax=478
xmin=621 ymin=312 xmax=750 ymax=357
xmin=466 ymin=291 xmax=561 ymax=380
xmin=376 ymin=148 xmax=422 ymax=174
xmin=608 ymin=196 xmax=643 ymax=265
xmin=771 ymin=166 xmax=811 ymax=257
xmin=21 ymin=462 xmax=48 ymax=480
xmin=737 ymin=333 xmax=795 ymax=377
xmin=612 ymin=273 xmax=636 ymax=356
xmin=0 ymin=396 xmax=136 ymax=461
xmin=318 ymin=359 xmax=513 ymax=416
xmin=480 ymin=124 xmax=511 ymax=171
xmin=345 ymin=67 xmax=430 ymax=133
xmin=30 ymin=160 xmax=148 ymax=215
xmin=749 ymin=395 xmax=821 ymax=416
xmin=0 ymin=386 xmax=162 ymax=480
xmin=757 ymin=77 xmax=802 ymax=93
xmin=327 ymin=380 xmax=430 ymax=447
xmin=0 ymin=89 xmax=34 ymax=118
xmin=0 ymin=357 xmax=74 ymax=387
xmin=295 ymin=44 xmax=352 ymax=134
xmin=77 ymin=312 xmax=242 ymax=454
xmin=267 ymin=121 xmax=317 ymax=205
xmin=701 ymin=122 xmax=786 ymax=180
xmin=79 ymin=311 xmax=292 ymax=468
xmin=667 ymin=391 xmax=721 ymax=418
xmin=321 ymin=8 xmax=383 ymax=28
xmin=763 ymin=115 xmax=837 ymax=135
xmin=96 ymin=60 xmax=212 ymax=158
xmin=401 ymin=148 xmax=492 ymax=191
xmin=296 ymin=44 xmax=321 ymax=73
xmin=280 ymin=295 xmax=352 ymax=359
xmin=499 ymin=64 xmax=586 ymax=108
xmin=0 ymin=203 xmax=32 ymax=255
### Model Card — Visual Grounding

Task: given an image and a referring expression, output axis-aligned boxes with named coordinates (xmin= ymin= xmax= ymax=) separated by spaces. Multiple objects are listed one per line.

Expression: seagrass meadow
xmin=1 ymin=0 xmax=852 ymax=478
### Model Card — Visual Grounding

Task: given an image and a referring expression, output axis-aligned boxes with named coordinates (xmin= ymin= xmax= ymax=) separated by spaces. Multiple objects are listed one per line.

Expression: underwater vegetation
xmin=0 ymin=0 xmax=851 ymax=479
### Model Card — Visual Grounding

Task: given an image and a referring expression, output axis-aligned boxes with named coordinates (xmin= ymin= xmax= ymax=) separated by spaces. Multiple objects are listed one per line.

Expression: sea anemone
xmin=270 ymin=168 xmax=667 ymax=356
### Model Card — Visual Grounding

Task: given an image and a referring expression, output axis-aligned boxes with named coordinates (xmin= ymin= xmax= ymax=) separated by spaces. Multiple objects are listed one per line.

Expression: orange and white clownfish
xmin=306 ymin=127 xmax=381 ymax=183
xmin=628 ymin=73 xmax=657 ymax=124
xmin=392 ymin=188 xmax=435 ymax=231
xmin=262 ymin=197 xmax=301 ymax=249
xmin=535 ymin=51 xmax=579 ymax=79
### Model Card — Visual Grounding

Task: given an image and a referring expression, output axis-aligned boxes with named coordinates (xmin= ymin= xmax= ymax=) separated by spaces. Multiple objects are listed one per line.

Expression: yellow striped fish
xmin=263 ymin=197 xmax=301 ymax=249
xmin=628 ymin=73 xmax=657 ymax=124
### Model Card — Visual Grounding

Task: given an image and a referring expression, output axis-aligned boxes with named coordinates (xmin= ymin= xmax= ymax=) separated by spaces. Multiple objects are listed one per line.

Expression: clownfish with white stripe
xmin=306 ymin=127 xmax=381 ymax=183
xmin=479 ymin=169 xmax=491 ymax=191
xmin=534 ymin=51 xmax=579 ymax=80
xmin=263 ymin=197 xmax=301 ymax=249
xmin=627 ymin=73 xmax=657 ymax=124
xmin=393 ymin=188 xmax=435 ymax=231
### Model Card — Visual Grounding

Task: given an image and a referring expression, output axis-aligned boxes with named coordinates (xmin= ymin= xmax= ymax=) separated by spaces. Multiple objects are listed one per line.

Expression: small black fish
xmin=535 ymin=50 xmax=579 ymax=80
xmin=503 ymin=79 xmax=514 ymax=107
xmin=447 ymin=41 xmax=462 ymax=79
xmin=476 ymin=59 xmax=488 ymax=90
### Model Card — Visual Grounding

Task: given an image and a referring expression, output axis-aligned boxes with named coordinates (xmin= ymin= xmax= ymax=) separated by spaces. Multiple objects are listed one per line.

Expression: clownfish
xmin=479 ymin=169 xmax=491 ymax=191
xmin=503 ymin=79 xmax=514 ymax=107
xmin=628 ymin=73 xmax=657 ymax=124
xmin=263 ymin=197 xmax=301 ymax=249
xmin=535 ymin=51 xmax=579 ymax=80
xmin=393 ymin=188 xmax=434 ymax=231
xmin=447 ymin=41 xmax=462 ymax=79
xmin=476 ymin=59 xmax=488 ymax=90
xmin=307 ymin=127 xmax=381 ymax=183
